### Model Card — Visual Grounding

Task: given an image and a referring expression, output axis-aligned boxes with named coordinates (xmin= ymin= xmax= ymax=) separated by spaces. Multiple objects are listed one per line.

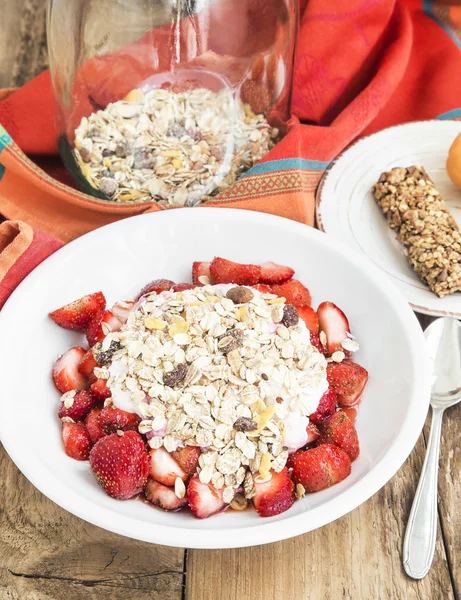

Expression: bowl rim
xmin=0 ymin=208 xmax=432 ymax=549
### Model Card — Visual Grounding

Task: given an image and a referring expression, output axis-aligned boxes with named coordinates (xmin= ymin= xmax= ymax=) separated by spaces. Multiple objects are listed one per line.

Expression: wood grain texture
xmin=0 ymin=443 xmax=184 ymax=600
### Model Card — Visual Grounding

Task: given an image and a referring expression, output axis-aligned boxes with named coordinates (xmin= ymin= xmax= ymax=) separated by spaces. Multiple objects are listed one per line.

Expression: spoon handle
xmin=403 ymin=406 xmax=444 ymax=579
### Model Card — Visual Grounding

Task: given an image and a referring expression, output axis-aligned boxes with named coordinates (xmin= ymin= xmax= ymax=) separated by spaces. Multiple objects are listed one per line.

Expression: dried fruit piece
xmin=234 ymin=417 xmax=258 ymax=432
xmin=226 ymin=286 xmax=254 ymax=304
xmin=217 ymin=329 xmax=244 ymax=354
xmin=281 ymin=304 xmax=299 ymax=327
xmin=163 ymin=363 xmax=188 ymax=388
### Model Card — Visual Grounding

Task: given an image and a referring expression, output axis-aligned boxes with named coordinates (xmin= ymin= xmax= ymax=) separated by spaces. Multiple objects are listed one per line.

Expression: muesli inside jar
xmin=73 ymin=86 xmax=280 ymax=207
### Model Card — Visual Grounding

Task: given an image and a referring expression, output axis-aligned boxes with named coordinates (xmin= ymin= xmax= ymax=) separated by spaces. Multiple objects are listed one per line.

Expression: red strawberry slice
xmin=100 ymin=405 xmax=141 ymax=434
xmin=317 ymin=410 xmax=360 ymax=461
xmin=62 ymin=422 xmax=92 ymax=460
xmin=309 ymin=332 xmax=326 ymax=354
xmin=259 ymin=261 xmax=294 ymax=284
xmin=58 ymin=390 xmax=97 ymax=421
xmin=317 ymin=302 xmax=351 ymax=355
xmin=149 ymin=447 xmax=187 ymax=486
xmin=144 ymin=478 xmax=188 ymax=511
xmin=342 ymin=407 xmax=357 ymax=425
xmin=270 ymin=280 xmax=311 ymax=307
xmin=289 ymin=444 xmax=351 ymax=493
xmin=306 ymin=421 xmax=320 ymax=444
xmin=297 ymin=306 xmax=319 ymax=333
xmin=326 ymin=361 xmax=368 ymax=407
xmin=209 ymin=257 xmax=261 ymax=285
xmin=89 ymin=430 xmax=150 ymax=500
xmin=252 ymin=467 xmax=295 ymax=517
xmin=86 ymin=310 xmax=122 ymax=347
xmin=192 ymin=261 xmax=214 ymax=286
xmin=308 ymin=389 xmax=337 ymax=425
xmin=111 ymin=301 xmax=134 ymax=324
xmin=136 ymin=279 xmax=175 ymax=300
xmin=52 ymin=347 xmax=87 ymax=393
xmin=253 ymin=284 xmax=272 ymax=294
xmin=49 ymin=292 xmax=106 ymax=331
xmin=85 ymin=407 xmax=106 ymax=444
xmin=90 ymin=378 xmax=112 ymax=401
xmin=187 ymin=475 xmax=226 ymax=519
xmin=173 ymin=283 xmax=195 ymax=292
xmin=78 ymin=349 xmax=99 ymax=379
xmin=171 ymin=446 xmax=201 ymax=475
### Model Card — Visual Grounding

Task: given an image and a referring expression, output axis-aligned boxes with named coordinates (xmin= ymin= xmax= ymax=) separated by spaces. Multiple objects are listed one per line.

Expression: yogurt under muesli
xmin=92 ymin=284 xmax=328 ymax=502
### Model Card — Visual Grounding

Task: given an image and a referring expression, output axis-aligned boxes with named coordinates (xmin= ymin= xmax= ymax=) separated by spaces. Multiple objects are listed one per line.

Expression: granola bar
xmin=372 ymin=165 xmax=461 ymax=298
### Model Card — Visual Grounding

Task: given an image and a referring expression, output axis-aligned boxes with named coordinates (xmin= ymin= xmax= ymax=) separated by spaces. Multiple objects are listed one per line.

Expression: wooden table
xmin=1 ymin=3 xmax=460 ymax=599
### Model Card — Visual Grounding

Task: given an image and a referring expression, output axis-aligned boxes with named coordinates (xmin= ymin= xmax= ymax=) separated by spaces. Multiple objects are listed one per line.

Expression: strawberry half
xmin=173 ymin=283 xmax=195 ymax=292
xmin=209 ymin=257 xmax=261 ymax=285
xmin=100 ymin=405 xmax=141 ymax=434
xmin=317 ymin=301 xmax=351 ymax=355
xmin=90 ymin=378 xmax=112 ymax=401
xmin=111 ymin=301 xmax=134 ymax=324
xmin=298 ymin=306 xmax=319 ymax=333
xmin=62 ymin=422 xmax=92 ymax=461
xmin=85 ymin=407 xmax=107 ymax=444
xmin=192 ymin=261 xmax=213 ymax=286
xmin=136 ymin=279 xmax=175 ymax=300
xmin=144 ymin=478 xmax=188 ymax=511
xmin=86 ymin=310 xmax=122 ymax=347
xmin=49 ymin=292 xmax=106 ymax=331
xmin=306 ymin=421 xmax=320 ymax=444
xmin=289 ymin=444 xmax=351 ymax=493
xmin=326 ymin=361 xmax=368 ymax=407
xmin=187 ymin=475 xmax=226 ymax=519
xmin=89 ymin=431 xmax=150 ymax=500
xmin=270 ymin=280 xmax=311 ymax=307
xmin=58 ymin=390 xmax=97 ymax=421
xmin=52 ymin=347 xmax=87 ymax=393
xmin=252 ymin=467 xmax=295 ymax=517
xmin=259 ymin=261 xmax=294 ymax=284
xmin=308 ymin=389 xmax=337 ymax=425
xmin=78 ymin=349 xmax=99 ymax=379
xmin=149 ymin=447 xmax=187 ymax=486
xmin=171 ymin=446 xmax=201 ymax=475
xmin=317 ymin=410 xmax=360 ymax=461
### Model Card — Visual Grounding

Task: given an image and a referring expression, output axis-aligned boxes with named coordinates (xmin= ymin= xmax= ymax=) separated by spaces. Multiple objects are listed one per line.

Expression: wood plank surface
xmin=0 ymin=3 xmax=460 ymax=600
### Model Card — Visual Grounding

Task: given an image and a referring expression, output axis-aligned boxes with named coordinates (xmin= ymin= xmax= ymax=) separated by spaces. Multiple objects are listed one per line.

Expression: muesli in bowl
xmin=50 ymin=257 xmax=368 ymax=519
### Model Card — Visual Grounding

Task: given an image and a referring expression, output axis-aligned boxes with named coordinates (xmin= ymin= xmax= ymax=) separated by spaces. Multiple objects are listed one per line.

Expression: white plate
xmin=0 ymin=208 xmax=431 ymax=549
xmin=317 ymin=120 xmax=461 ymax=317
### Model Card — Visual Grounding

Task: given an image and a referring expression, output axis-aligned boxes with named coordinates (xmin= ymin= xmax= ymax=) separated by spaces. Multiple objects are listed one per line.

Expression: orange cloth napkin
xmin=1 ymin=0 xmax=461 ymax=303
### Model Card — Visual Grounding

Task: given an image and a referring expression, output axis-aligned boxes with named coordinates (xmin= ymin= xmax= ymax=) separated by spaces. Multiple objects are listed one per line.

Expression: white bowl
xmin=0 ymin=208 xmax=431 ymax=549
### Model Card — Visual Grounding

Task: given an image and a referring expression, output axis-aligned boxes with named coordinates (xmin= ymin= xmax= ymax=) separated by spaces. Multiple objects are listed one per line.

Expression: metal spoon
xmin=403 ymin=317 xmax=461 ymax=579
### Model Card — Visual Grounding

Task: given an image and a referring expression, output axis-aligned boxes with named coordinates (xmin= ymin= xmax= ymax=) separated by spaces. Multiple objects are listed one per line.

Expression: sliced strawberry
xmin=86 ymin=310 xmax=122 ymax=347
xmin=342 ymin=407 xmax=358 ymax=425
xmin=58 ymin=390 xmax=97 ymax=421
xmin=289 ymin=444 xmax=351 ymax=493
xmin=78 ymin=349 xmax=99 ymax=379
xmin=173 ymin=283 xmax=195 ymax=292
xmin=317 ymin=410 xmax=360 ymax=461
xmin=100 ymin=405 xmax=141 ymax=434
xmin=85 ymin=407 xmax=107 ymax=444
xmin=187 ymin=475 xmax=226 ymax=519
xmin=309 ymin=332 xmax=326 ymax=354
xmin=192 ymin=261 xmax=213 ymax=286
xmin=52 ymin=347 xmax=87 ymax=393
xmin=308 ymin=389 xmax=337 ymax=425
xmin=209 ymin=257 xmax=261 ymax=285
xmin=89 ymin=430 xmax=150 ymax=500
xmin=90 ymin=378 xmax=112 ymax=401
xmin=317 ymin=301 xmax=351 ymax=355
xmin=136 ymin=279 xmax=175 ymax=300
xmin=144 ymin=478 xmax=188 ymax=511
xmin=111 ymin=301 xmax=134 ymax=324
xmin=327 ymin=361 xmax=368 ymax=407
xmin=254 ymin=284 xmax=272 ymax=294
xmin=298 ymin=306 xmax=319 ymax=333
xmin=149 ymin=447 xmax=187 ymax=486
xmin=171 ymin=446 xmax=201 ymax=475
xmin=270 ymin=280 xmax=311 ymax=307
xmin=62 ymin=421 xmax=92 ymax=460
xmin=259 ymin=261 xmax=294 ymax=284
xmin=49 ymin=292 xmax=106 ymax=331
xmin=252 ymin=467 xmax=295 ymax=517
xmin=306 ymin=421 xmax=320 ymax=444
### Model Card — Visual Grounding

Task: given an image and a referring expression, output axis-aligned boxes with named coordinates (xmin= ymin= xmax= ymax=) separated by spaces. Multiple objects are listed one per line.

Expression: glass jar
xmin=47 ymin=0 xmax=298 ymax=207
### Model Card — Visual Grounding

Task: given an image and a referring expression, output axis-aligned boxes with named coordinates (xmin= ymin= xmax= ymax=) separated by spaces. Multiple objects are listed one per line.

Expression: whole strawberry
xmin=89 ymin=431 xmax=150 ymax=500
